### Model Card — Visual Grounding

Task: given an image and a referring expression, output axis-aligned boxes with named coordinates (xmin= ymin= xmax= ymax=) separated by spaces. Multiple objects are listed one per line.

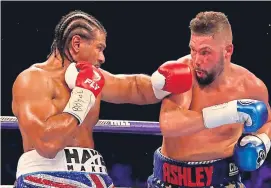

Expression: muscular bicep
xmin=100 ymin=69 xmax=126 ymax=103
xmin=258 ymin=82 xmax=271 ymax=121
xmin=249 ymin=78 xmax=271 ymax=118
xmin=12 ymin=70 xmax=57 ymax=140
xmin=244 ymin=76 xmax=271 ymax=137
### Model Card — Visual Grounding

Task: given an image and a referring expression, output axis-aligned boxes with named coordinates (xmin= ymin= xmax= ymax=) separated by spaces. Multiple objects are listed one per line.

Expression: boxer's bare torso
xmin=12 ymin=57 xmax=158 ymax=156
xmin=12 ymin=62 xmax=100 ymax=153
xmin=161 ymin=56 xmax=264 ymax=161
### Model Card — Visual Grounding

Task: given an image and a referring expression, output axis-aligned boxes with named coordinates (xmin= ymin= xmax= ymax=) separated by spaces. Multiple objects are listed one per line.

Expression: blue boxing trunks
xmin=147 ymin=148 xmax=245 ymax=188
xmin=15 ymin=147 xmax=114 ymax=188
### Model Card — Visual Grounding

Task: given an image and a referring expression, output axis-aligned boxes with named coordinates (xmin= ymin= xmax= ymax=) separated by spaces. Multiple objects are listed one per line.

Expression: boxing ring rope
xmin=1 ymin=116 xmax=161 ymax=187
xmin=0 ymin=116 xmax=161 ymax=135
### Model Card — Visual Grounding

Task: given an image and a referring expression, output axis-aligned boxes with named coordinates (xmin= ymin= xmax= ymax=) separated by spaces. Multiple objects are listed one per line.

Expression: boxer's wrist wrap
xmin=63 ymin=87 xmax=95 ymax=125
xmin=257 ymin=133 xmax=271 ymax=154
xmin=202 ymin=100 xmax=239 ymax=129
xmin=151 ymin=71 xmax=171 ymax=99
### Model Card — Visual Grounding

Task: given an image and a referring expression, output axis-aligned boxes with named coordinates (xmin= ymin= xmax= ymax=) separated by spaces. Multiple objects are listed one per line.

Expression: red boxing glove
xmin=151 ymin=61 xmax=192 ymax=99
xmin=75 ymin=61 xmax=104 ymax=97
xmin=63 ymin=62 xmax=105 ymax=124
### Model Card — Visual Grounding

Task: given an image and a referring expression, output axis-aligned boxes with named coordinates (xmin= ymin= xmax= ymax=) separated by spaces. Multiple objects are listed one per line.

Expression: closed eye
xmin=200 ymin=51 xmax=210 ymax=55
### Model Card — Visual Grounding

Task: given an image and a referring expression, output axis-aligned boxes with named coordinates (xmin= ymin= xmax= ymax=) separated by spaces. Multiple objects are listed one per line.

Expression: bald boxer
xmin=12 ymin=10 xmax=192 ymax=187
xmin=148 ymin=11 xmax=271 ymax=188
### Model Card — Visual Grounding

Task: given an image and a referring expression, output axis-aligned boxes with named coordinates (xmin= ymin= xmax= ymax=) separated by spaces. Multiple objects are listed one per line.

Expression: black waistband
xmin=152 ymin=148 xmax=241 ymax=187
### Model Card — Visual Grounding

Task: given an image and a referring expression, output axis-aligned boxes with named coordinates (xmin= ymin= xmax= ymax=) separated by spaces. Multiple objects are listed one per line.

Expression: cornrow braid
xmin=47 ymin=10 xmax=107 ymax=66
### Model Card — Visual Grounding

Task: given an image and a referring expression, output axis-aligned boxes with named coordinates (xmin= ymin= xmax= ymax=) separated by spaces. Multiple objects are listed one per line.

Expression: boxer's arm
xmin=233 ymin=78 xmax=271 ymax=171
xmin=12 ymin=70 xmax=78 ymax=158
xmin=257 ymin=115 xmax=271 ymax=138
xmin=257 ymin=106 xmax=271 ymax=139
xmin=250 ymin=79 xmax=271 ymax=138
xmin=159 ymin=89 xmax=206 ymax=137
xmin=100 ymin=69 xmax=160 ymax=105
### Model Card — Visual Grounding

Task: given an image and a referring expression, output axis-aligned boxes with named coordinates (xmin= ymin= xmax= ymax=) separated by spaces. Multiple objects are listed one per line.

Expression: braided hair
xmin=48 ymin=10 xmax=107 ymax=66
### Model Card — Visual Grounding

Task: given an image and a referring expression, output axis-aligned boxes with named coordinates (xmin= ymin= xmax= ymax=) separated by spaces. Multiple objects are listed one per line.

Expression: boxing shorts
xmin=147 ymin=148 xmax=245 ymax=188
xmin=15 ymin=147 xmax=114 ymax=188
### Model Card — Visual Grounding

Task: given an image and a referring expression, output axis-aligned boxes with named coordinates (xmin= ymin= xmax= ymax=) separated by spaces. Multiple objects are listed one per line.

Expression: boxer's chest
xmin=190 ymin=83 xmax=248 ymax=112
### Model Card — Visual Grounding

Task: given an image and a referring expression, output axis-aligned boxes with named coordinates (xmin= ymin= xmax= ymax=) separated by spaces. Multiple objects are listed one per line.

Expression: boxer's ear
xmin=71 ymin=35 xmax=81 ymax=53
xmin=225 ymin=44 xmax=234 ymax=59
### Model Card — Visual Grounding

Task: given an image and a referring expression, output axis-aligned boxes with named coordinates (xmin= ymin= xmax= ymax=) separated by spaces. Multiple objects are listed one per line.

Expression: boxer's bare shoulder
xmin=233 ymin=63 xmax=268 ymax=102
xmin=177 ymin=54 xmax=192 ymax=62
xmin=12 ymin=65 xmax=51 ymax=112
xmin=12 ymin=63 xmax=68 ymax=117
xmin=176 ymin=55 xmax=193 ymax=69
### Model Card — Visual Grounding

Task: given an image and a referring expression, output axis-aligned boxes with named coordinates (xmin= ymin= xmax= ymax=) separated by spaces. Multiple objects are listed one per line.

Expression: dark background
xmin=1 ymin=1 xmax=271 ymax=187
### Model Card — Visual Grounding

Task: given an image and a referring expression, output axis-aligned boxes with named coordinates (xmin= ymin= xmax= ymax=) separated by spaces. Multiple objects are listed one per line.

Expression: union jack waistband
xmin=16 ymin=171 xmax=114 ymax=188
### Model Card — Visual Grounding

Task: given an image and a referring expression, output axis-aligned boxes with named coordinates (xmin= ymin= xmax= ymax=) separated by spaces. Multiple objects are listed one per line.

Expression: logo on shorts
xmin=229 ymin=163 xmax=239 ymax=176
xmin=64 ymin=148 xmax=107 ymax=173
xmin=162 ymin=163 xmax=213 ymax=186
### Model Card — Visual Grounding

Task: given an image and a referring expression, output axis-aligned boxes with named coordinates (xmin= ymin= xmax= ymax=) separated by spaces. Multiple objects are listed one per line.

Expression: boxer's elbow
xmin=34 ymin=139 xmax=61 ymax=159
xmin=160 ymin=112 xmax=180 ymax=137
xmin=257 ymin=121 xmax=271 ymax=138
xmin=160 ymin=111 xmax=191 ymax=137
xmin=133 ymin=75 xmax=160 ymax=105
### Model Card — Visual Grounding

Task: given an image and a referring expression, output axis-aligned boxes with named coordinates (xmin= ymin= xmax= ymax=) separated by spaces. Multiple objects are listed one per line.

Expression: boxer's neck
xmin=47 ymin=52 xmax=73 ymax=69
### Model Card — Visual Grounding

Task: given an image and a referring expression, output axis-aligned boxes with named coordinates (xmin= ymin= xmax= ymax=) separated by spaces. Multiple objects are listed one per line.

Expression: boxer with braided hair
xmin=12 ymin=10 xmax=192 ymax=187
xmin=48 ymin=10 xmax=106 ymax=66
